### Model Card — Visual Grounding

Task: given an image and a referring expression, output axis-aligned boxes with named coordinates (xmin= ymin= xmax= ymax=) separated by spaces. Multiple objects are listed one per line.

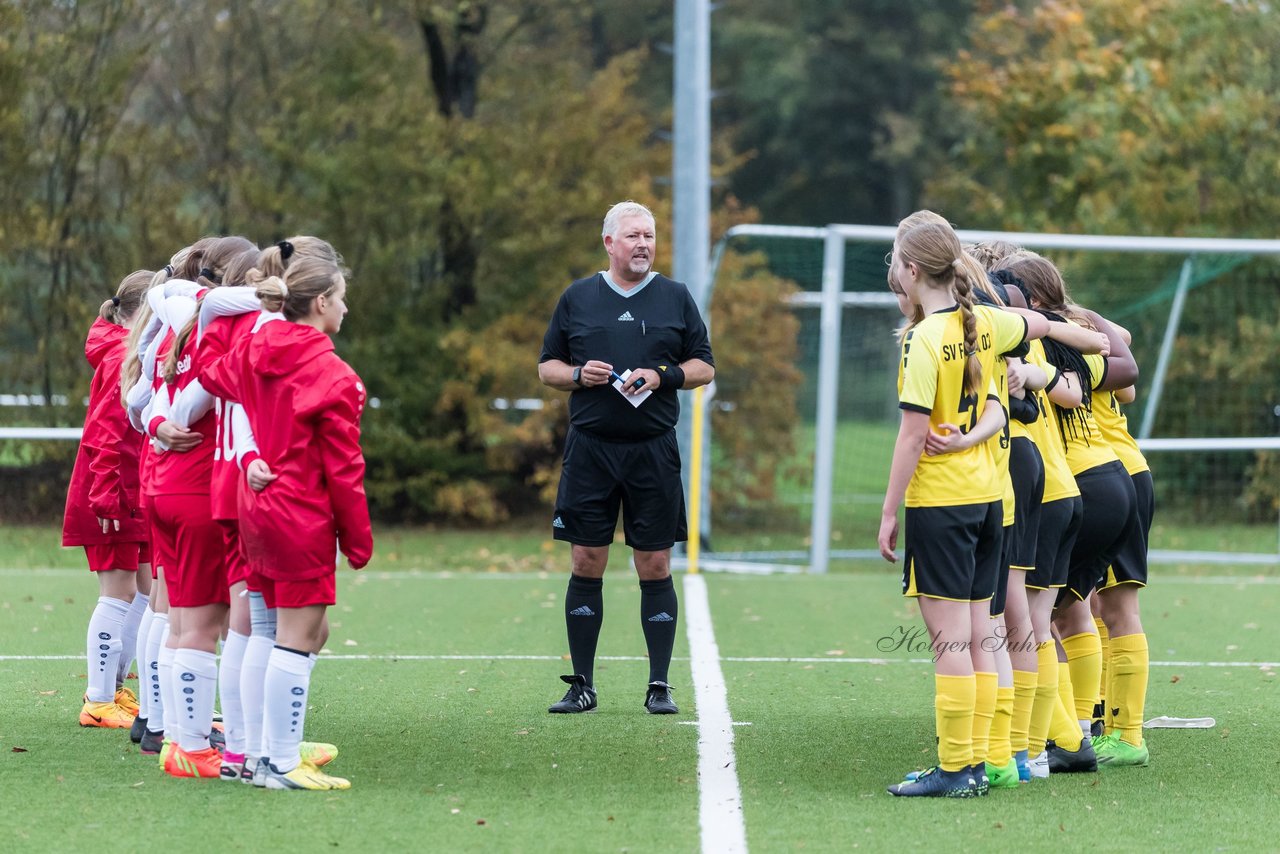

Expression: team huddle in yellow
xmin=878 ymin=212 xmax=1152 ymax=797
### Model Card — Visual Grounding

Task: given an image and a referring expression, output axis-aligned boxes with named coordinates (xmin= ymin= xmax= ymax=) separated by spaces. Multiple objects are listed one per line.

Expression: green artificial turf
xmin=2 ymin=538 xmax=1280 ymax=851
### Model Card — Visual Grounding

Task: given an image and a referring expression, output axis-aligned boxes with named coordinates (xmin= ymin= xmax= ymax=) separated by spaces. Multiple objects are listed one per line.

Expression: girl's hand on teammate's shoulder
xmin=97 ymin=517 xmax=121 ymax=534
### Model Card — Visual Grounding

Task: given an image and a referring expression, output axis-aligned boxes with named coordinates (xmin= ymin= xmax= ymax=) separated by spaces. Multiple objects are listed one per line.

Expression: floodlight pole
xmin=673 ymin=0 xmax=711 ymax=554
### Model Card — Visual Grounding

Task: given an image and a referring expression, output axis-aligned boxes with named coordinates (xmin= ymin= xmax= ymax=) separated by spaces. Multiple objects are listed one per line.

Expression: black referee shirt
xmin=540 ymin=272 xmax=714 ymax=441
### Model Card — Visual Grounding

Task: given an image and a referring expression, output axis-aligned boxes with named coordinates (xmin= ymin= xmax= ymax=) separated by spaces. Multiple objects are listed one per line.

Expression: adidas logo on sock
xmin=617 ymin=311 xmax=635 ymax=321
xmin=569 ymin=605 xmax=596 ymax=617
xmin=647 ymin=612 xmax=674 ymax=622
xmin=552 ymin=516 xmax=566 ymax=529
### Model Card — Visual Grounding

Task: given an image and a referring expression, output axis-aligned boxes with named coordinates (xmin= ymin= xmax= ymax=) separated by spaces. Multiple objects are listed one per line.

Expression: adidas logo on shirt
xmin=617 ymin=311 xmax=635 ymax=322
xmin=552 ymin=516 xmax=566 ymax=529
xmin=647 ymin=612 xmax=674 ymax=623
xmin=569 ymin=605 xmax=596 ymax=617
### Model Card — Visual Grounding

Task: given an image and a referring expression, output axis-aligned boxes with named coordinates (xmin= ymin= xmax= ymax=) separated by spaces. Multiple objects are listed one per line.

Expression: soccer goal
xmin=688 ymin=224 xmax=1280 ymax=574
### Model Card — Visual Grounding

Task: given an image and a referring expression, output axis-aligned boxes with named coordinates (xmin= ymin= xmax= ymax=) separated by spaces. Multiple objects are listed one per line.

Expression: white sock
xmin=85 ymin=597 xmax=130 ymax=703
xmin=158 ymin=635 xmax=177 ymax=736
xmin=117 ymin=592 xmax=149 ymax=686
xmin=242 ymin=592 xmax=276 ymax=758
xmin=144 ymin=613 xmax=168 ymax=734
xmin=218 ymin=631 xmax=249 ymax=756
xmin=172 ymin=648 xmax=218 ymax=753
xmin=133 ymin=606 xmax=155 ymax=719
xmin=264 ymin=647 xmax=314 ymax=773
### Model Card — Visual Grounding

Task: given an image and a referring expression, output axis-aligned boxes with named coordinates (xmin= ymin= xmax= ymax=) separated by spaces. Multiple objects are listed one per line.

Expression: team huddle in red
xmin=62 ymin=235 xmax=372 ymax=791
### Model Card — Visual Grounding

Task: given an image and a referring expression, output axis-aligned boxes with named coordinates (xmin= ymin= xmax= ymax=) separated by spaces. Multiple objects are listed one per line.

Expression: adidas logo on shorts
xmin=552 ymin=516 xmax=566 ymax=529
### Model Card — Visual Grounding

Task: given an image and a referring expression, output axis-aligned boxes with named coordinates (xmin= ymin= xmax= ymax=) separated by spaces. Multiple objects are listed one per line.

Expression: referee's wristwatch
xmin=571 ymin=366 xmax=583 ymax=387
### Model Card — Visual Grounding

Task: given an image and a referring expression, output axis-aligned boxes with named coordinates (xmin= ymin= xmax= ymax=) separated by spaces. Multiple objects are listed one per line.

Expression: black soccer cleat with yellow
xmin=1046 ymin=737 xmax=1098 ymax=773
xmin=548 ymin=674 xmax=597 ymax=713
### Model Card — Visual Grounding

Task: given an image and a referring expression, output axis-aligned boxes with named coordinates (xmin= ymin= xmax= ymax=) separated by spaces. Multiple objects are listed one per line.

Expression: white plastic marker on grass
xmin=683 ymin=573 xmax=748 ymax=854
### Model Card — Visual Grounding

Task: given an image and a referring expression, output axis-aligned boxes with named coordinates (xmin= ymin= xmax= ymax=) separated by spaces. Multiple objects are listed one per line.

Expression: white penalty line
xmin=1 ymin=652 xmax=1278 ymax=670
xmin=683 ymin=574 xmax=748 ymax=854
xmin=7 ymin=566 xmax=1280 ymax=585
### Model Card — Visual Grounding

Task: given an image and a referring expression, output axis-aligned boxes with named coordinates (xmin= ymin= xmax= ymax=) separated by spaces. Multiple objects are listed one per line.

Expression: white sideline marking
xmin=7 ymin=567 xmax=1280 ymax=586
xmin=683 ymin=574 xmax=748 ymax=854
xmin=2 ymin=653 xmax=1278 ymax=669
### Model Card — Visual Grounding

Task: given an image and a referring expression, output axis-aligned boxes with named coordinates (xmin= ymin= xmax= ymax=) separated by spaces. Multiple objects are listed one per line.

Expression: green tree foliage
xmin=715 ymin=0 xmax=972 ymax=226
xmin=939 ymin=0 xmax=1280 ymax=520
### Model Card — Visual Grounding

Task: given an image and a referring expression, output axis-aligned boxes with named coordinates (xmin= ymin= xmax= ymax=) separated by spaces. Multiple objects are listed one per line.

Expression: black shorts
xmin=990 ymin=523 xmax=1013 ymax=618
xmin=1027 ymin=496 xmax=1082 ymax=591
xmin=1102 ymin=469 xmax=1154 ymax=589
xmin=552 ymin=427 xmax=687 ymax=551
xmin=1058 ymin=461 xmax=1137 ymax=605
xmin=1008 ymin=437 xmax=1045 ymax=573
xmin=903 ymin=501 xmax=1002 ymax=603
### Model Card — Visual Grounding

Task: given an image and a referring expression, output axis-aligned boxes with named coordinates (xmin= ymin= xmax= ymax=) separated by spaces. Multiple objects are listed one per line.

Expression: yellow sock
xmin=971 ymin=672 xmax=997 ymax=764
xmin=1095 ymin=616 xmax=1111 ymax=728
xmin=935 ymin=673 xmax=976 ymax=772
xmin=1061 ymin=631 xmax=1102 ymax=723
xmin=1011 ymin=669 xmax=1037 ymax=754
xmin=1109 ymin=633 xmax=1149 ymax=746
xmin=1028 ymin=642 xmax=1058 ymax=756
xmin=1050 ymin=660 xmax=1084 ymax=751
xmin=988 ymin=685 xmax=1015 ymax=765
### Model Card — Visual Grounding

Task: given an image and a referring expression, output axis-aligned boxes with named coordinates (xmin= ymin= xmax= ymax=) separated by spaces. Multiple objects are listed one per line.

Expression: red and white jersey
xmin=198 ymin=310 xmax=258 ymax=520
xmin=62 ymin=319 xmax=148 ymax=546
xmin=205 ymin=318 xmax=373 ymax=578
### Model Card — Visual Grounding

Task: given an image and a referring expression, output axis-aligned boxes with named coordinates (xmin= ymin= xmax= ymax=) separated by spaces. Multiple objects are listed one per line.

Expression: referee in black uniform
xmin=538 ymin=200 xmax=715 ymax=715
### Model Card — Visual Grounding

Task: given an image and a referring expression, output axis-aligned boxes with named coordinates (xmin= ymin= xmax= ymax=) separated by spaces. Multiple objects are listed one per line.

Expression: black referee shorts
xmin=552 ymin=427 xmax=687 ymax=552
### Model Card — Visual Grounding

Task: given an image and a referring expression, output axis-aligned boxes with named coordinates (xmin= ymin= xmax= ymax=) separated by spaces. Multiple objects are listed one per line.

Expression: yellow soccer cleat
xmin=114 ymin=686 xmax=140 ymax=716
xmin=299 ymin=741 xmax=339 ymax=768
xmin=163 ymin=744 xmax=223 ymax=779
xmin=80 ymin=700 xmax=136 ymax=729
xmin=262 ymin=759 xmax=351 ymax=791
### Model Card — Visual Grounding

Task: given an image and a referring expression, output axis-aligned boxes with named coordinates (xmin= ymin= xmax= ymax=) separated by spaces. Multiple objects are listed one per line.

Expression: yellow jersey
xmin=1061 ymin=351 xmax=1119 ymax=475
xmin=898 ymin=304 xmax=1028 ymax=508
xmin=1022 ymin=340 xmax=1081 ymax=502
xmin=1093 ymin=389 xmax=1149 ymax=476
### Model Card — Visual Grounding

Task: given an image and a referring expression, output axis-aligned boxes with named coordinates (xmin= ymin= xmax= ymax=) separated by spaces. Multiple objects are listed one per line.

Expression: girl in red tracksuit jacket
xmin=63 ymin=271 xmax=154 ymax=730
xmin=204 ymin=254 xmax=371 ymax=791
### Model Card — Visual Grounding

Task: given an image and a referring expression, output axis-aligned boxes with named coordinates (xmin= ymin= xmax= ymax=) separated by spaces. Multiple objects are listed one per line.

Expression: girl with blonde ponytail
xmin=878 ymin=214 xmax=1052 ymax=798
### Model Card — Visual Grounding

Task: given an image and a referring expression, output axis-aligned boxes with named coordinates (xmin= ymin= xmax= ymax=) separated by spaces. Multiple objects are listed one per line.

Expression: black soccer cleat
xmin=644 ymin=681 xmax=678 ymax=715
xmin=1046 ymin=737 xmax=1098 ymax=773
xmin=209 ymin=726 xmax=226 ymax=752
xmin=969 ymin=763 xmax=990 ymax=796
xmin=129 ymin=715 xmax=148 ymax=744
xmin=139 ymin=728 xmax=165 ymax=755
xmin=548 ymin=674 xmax=597 ymax=713
xmin=887 ymin=765 xmax=977 ymax=798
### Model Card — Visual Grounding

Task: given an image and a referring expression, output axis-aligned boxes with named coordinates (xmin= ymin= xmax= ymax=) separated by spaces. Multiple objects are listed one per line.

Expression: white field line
xmin=683 ymin=573 xmax=748 ymax=854
xmin=6 ymin=567 xmax=1280 ymax=585
xmin=2 ymin=653 xmax=1278 ymax=669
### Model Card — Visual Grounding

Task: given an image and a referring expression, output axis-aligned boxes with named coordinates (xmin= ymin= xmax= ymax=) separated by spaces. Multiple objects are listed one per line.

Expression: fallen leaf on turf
xmin=451 ymin=809 xmax=461 ymax=815
xmin=130 ymin=781 xmax=144 ymax=788
xmin=1170 ymin=675 xmax=1181 ymax=684
xmin=343 ymin=639 xmax=358 ymax=646
xmin=993 ymin=822 xmax=1003 ymax=829
xmin=38 ymin=690 xmax=56 ymax=696
xmin=607 ymin=816 xmax=615 ymax=822
xmin=825 ymin=650 xmax=845 ymax=656
xmin=476 ymin=820 xmax=486 ymax=826
xmin=11 ymin=747 xmax=27 ymax=753
xmin=515 ymin=729 xmax=530 ymax=736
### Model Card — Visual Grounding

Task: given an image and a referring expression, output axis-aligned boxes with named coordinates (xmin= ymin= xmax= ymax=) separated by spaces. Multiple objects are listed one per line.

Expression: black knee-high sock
xmin=639 ymin=576 xmax=678 ymax=684
xmin=564 ymin=574 xmax=604 ymax=686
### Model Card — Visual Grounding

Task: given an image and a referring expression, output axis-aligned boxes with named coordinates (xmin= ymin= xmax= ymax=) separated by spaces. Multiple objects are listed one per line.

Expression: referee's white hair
xmin=602 ymin=201 xmax=655 ymax=239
